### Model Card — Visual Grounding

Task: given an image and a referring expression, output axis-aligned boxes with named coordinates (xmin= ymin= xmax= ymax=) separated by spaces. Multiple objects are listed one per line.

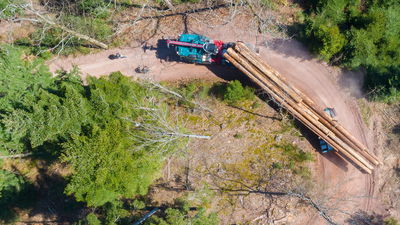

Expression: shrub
xmin=305 ymin=22 xmax=346 ymax=61
xmin=18 ymin=16 xmax=112 ymax=55
xmin=0 ymin=0 xmax=22 ymax=19
xmin=0 ymin=170 xmax=27 ymax=223
xmin=78 ymin=0 xmax=110 ymax=18
xmin=85 ymin=213 xmax=101 ymax=225
xmin=61 ymin=16 xmax=112 ymax=42
xmin=233 ymin=133 xmax=243 ymax=139
xmin=300 ymin=0 xmax=400 ymax=101
xmin=223 ymin=80 xmax=255 ymax=105
xmin=385 ymin=217 xmax=399 ymax=225
xmin=208 ymin=82 xmax=227 ymax=99
xmin=148 ymin=199 xmax=219 ymax=225
xmin=0 ymin=170 xmax=24 ymax=205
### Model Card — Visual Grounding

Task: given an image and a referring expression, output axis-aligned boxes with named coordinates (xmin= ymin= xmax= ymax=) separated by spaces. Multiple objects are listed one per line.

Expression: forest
xmin=0 ymin=45 xmax=222 ymax=223
xmin=300 ymin=0 xmax=400 ymax=102
xmin=0 ymin=0 xmax=399 ymax=224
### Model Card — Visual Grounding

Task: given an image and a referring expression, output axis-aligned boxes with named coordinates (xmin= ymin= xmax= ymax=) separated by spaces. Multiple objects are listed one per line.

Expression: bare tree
xmin=124 ymin=86 xmax=210 ymax=154
xmin=146 ymin=80 xmax=213 ymax=112
xmin=2 ymin=1 xmax=108 ymax=49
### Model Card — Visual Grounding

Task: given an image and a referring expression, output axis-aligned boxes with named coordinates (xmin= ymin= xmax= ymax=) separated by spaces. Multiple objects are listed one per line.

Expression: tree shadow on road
xmin=345 ymin=210 xmax=387 ymax=225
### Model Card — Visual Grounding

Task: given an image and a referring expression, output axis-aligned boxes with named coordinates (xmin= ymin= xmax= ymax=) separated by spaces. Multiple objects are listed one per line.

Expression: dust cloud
xmin=338 ymin=69 xmax=365 ymax=99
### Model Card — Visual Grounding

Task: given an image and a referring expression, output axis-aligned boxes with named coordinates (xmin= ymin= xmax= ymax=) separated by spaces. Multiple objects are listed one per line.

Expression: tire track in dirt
xmin=259 ymin=39 xmax=377 ymax=224
xmin=48 ymin=20 xmax=377 ymax=224
xmin=350 ymin=100 xmax=375 ymax=212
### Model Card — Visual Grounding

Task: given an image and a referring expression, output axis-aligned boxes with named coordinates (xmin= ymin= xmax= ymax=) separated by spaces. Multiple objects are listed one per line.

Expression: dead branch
xmin=148 ymin=80 xmax=213 ymax=113
xmin=0 ymin=152 xmax=33 ymax=159
xmin=221 ymin=188 xmax=339 ymax=225
xmin=162 ymin=0 xmax=175 ymax=10
xmin=163 ymin=132 xmax=210 ymax=139
xmin=124 ymin=89 xmax=211 ymax=153
xmin=9 ymin=2 xmax=108 ymax=49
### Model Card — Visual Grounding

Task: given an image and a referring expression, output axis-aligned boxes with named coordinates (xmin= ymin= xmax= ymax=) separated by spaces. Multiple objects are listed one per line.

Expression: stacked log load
xmin=223 ymin=42 xmax=380 ymax=174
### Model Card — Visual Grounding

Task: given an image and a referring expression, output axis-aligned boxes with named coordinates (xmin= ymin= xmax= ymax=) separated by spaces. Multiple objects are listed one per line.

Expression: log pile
xmin=223 ymin=42 xmax=380 ymax=174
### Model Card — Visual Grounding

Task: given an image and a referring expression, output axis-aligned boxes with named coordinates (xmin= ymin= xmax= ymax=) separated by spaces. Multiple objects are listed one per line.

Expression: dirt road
xmin=48 ymin=15 xmax=377 ymax=224
xmin=260 ymin=39 xmax=377 ymax=225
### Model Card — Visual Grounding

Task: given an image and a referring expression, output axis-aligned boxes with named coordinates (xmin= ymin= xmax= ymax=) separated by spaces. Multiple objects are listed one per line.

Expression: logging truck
xmin=167 ymin=34 xmax=381 ymax=174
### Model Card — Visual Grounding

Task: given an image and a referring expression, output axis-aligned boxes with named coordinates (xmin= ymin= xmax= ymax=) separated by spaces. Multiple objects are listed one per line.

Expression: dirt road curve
xmin=49 ymin=18 xmax=377 ymax=224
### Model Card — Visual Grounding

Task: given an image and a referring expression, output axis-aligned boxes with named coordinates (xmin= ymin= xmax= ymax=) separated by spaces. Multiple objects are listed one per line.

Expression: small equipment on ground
xmin=135 ymin=66 xmax=150 ymax=74
xmin=109 ymin=53 xmax=127 ymax=60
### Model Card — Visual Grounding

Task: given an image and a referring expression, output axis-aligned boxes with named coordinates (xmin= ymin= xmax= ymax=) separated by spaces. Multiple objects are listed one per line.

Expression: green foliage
xmin=364 ymin=66 xmax=400 ymax=103
xmin=300 ymin=0 xmax=400 ymax=101
xmin=280 ymin=143 xmax=313 ymax=163
xmin=0 ymin=46 xmax=87 ymax=154
xmin=0 ymin=169 xmax=35 ymax=223
xmin=18 ymin=15 xmax=112 ymax=55
xmin=233 ymin=133 xmax=243 ymax=139
xmin=208 ymin=82 xmax=227 ymax=99
xmin=76 ymin=213 xmax=102 ymax=225
xmin=260 ymin=0 xmax=274 ymax=8
xmin=147 ymin=200 xmax=219 ymax=225
xmin=13 ymin=0 xmax=112 ymax=55
xmin=75 ymin=213 xmax=102 ymax=225
xmin=179 ymin=82 xmax=198 ymax=100
xmin=76 ymin=201 xmax=130 ymax=225
xmin=0 ymin=0 xmax=22 ymax=19
xmin=63 ymin=73 xmax=188 ymax=207
xmin=216 ymin=135 xmax=313 ymax=193
xmin=63 ymin=120 xmax=163 ymax=206
xmin=0 ymin=170 xmax=24 ymax=204
xmin=0 ymin=45 xmax=53 ymax=112
xmin=102 ymin=201 xmax=129 ymax=225
xmin=78 ymin=0 xmax=110 ymax=18
xmin=223 ymin=80 xmax=255 ymax=105
xmin=385 ymin=217 xmax=399 ymax=225
xmin=85 ymin=213 xmax=101 ymax=225
xmin=159 ymin=208 xmax=218 ymax=225
xmin=305 ymin=21 xmax=346 ymax=60
xmin=61 ymin=16 xmax=112 ymax=42
xmin=1 ymin=45 xmax=187 ymax=210
xmin=176 ymin=80 xmax=212 ymax=100
xmin=131 ymin=199 xmax=146 ymax=210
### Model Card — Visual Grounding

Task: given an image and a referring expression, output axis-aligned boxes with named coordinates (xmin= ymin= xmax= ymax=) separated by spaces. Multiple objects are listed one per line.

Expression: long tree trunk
xmin=27 ymin=5 xmax=109 ymax=49
xmin=0 ymin=152 xmax=33 ymax=159
xmin=162 ymin=0 xmax=175 ymax=10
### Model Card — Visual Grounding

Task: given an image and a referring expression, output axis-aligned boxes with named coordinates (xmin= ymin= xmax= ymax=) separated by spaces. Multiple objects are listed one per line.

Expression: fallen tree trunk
xmin=20 ymin=4 xmax=109 ymax=49
xmin=0 ymin=152 xmax=33 ymax=159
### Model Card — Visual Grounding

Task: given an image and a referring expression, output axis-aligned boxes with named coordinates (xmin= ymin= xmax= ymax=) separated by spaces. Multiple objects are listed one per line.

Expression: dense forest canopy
xmin=302 ymin=0 xmax=400 ymax=101
xmin=0 ymin=45 xmax=194 ymax=223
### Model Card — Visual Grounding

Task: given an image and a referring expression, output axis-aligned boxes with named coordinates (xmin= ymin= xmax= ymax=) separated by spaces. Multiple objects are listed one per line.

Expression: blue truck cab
xmin=175 ymin=34 xmax=213 ymax=64
xmin=319 ymin=108 xmax=336 ymax=153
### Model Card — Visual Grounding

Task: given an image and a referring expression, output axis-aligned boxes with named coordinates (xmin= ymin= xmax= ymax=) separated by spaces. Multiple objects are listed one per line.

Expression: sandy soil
xmin=261 ymin=39 xmax=378 ymax=225
xmin=48 ymin=13 xmax=379 ymax=224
